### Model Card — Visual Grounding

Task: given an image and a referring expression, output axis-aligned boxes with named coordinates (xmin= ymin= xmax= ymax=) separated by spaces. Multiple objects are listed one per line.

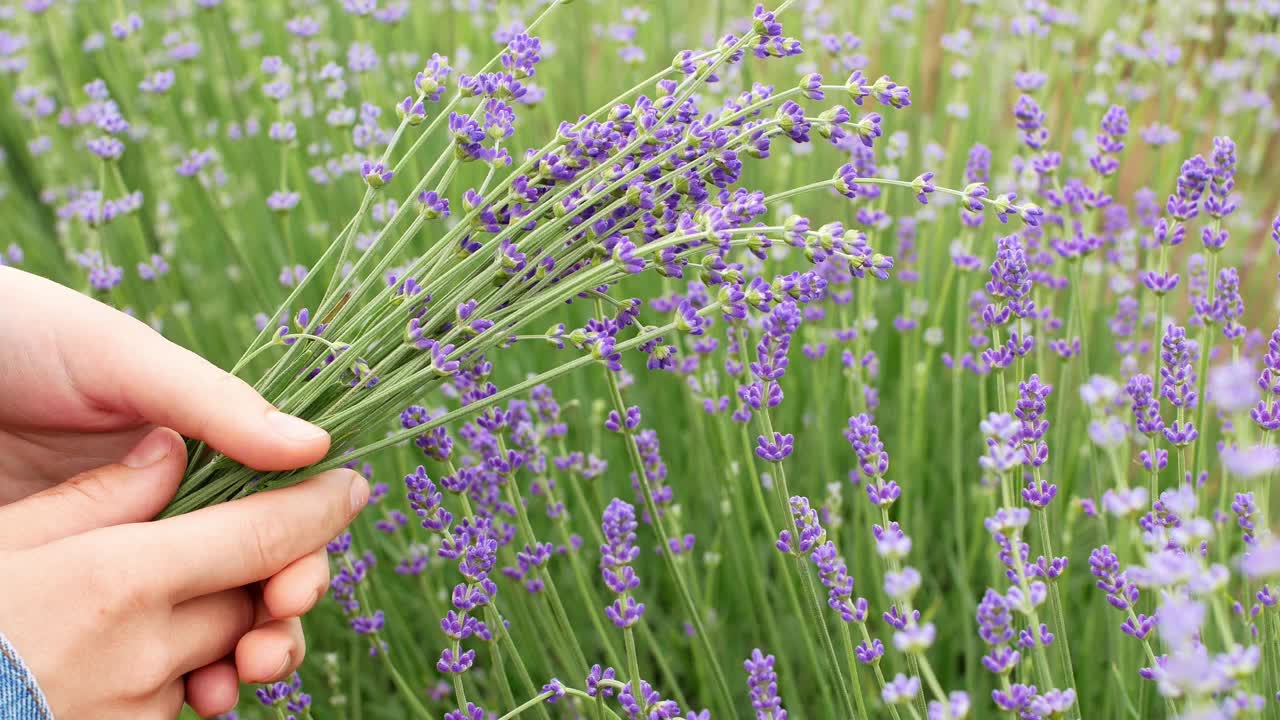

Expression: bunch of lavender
xmin=160 ymin=1 xmax=1026 ymax=515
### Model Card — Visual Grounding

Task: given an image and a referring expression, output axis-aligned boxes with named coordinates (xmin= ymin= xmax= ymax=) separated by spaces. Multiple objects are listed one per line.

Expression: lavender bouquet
xmin=165 ymin=0 xmax=942 ymax=516
xmin=6 ymin=0 xmax=1280 ymax=718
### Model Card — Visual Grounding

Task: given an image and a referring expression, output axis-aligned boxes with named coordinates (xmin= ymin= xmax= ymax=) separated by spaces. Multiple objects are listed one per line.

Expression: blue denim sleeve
xmin=0 ymin=630 xmax=51 ymax=720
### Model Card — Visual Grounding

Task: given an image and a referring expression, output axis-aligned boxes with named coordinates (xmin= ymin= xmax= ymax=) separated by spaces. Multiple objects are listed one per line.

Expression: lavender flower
xmin=983 ymin=234 xmax=1034 ymax=326
xmin=1014 ymin=375 xmax=1052 ymax=468
xmin=437 ymin=518 xmax=498 ymax=675
xmin=979 ymin=413 xmax=1023 ymax=484
xmin=601 ymin=499 xmax=645 ymax=628
xmin=744 ymin=649 xmax=787 ymax=720
xmin=1253 ymin=322 xmax=1280 ymax=431
xmin=1158 ymin=324 xmax=1199 ymax=447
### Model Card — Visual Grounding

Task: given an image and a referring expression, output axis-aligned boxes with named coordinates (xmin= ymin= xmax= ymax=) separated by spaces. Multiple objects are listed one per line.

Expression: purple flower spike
xmin=600 ymin=499 xmax=645 ymax=628
xmin=983 ymin=235 xmax=1035 ymax=327
xmin=1159 ymin=324 xmax=1199 ymax=412
xmin=1126 ymin=374 xmax=1164 ymax=437
xmin=1014 ymin=375 xmax=1052 ymax=468
xmin=1253 ymin=322 xmax=1280 ymax=431
xmin=1013 ymin=95 xmax=1048 ymax=150
xmin=1167 ymin=154 xmax=1210 ymax=222
xmin=1088 ymin=546 xmax=1139 ymax=611
xmin=777 ymin=496 xmax=826 ymax=556
xmin=744 ymin=649 xmax=787 ymax=720
xmin=405 ymin=465 xmax=452 ymax=533
xmin=846 ymin=414 xmax=889 ymax=479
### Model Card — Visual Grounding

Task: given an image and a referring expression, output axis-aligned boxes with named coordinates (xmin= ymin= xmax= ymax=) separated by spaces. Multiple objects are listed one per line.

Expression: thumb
xmin=0 ymin=427 xmax=185 ymax=550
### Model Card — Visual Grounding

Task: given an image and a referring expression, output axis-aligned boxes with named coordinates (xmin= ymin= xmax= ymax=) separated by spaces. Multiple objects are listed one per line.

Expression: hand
xmin=0 ymin=267 xmax=360 ymax=718
xmin=0 ymin=430 xmax=368 ymax=719
xmin=0 ymin=267 xmax=328 ymax=504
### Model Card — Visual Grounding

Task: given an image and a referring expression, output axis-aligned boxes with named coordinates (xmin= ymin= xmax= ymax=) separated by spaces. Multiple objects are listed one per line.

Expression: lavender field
xmin=2 ymin=0 xmax=1280 ymax=718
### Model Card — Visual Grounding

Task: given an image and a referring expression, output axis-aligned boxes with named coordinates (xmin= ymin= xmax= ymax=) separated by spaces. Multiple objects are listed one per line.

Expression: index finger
xmin=8 ymin=269 xmax=330 ymax=471
xmin=144 ymin=469 xmax=368 ymax=601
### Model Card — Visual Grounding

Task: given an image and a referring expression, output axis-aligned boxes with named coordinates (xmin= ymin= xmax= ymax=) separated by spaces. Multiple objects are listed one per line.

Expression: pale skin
xmin=0 ymin=266 xmax=368 ymax=719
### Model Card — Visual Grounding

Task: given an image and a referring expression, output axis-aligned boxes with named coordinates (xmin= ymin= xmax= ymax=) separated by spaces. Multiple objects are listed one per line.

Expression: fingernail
xmin=348 ymin=472 xmax=370 ymax=513
xmin=266 ymin=410 xmax=328 ymax=442
xmin=270 ymin=652 xmax=292 ymax=680
xmin=123 ymin=429 xmax=173 ymax=469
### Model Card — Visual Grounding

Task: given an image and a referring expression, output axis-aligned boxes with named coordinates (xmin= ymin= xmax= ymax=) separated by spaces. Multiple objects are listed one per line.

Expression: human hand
xmin=0 ymin=267 xmax=360 ymax=717
xmin=0 ymin=430 xmax=368 ymax=718
xmin=0 ymin=266 xmax=329 ymax=504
